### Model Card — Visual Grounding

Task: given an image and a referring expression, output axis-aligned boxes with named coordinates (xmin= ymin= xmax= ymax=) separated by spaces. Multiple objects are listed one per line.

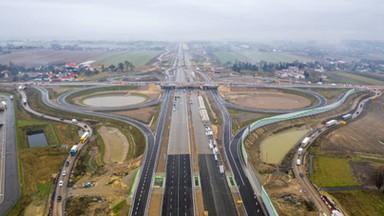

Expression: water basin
xmin=27 ymin=131 xmax=48 ymax=148
xmin=82 ymin=95 xmax=145 ymax=107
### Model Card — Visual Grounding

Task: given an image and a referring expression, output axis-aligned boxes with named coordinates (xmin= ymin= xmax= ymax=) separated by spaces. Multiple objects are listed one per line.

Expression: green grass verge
xmin=330 ymin=190 xmax=384 ymax=216
xmin=94 ymin=50 xmax=162 ymax=66
xmin=311 ymin=156 xmax=359 ymax=187
xmin=112 ymin=199 xmax=128 ymax=214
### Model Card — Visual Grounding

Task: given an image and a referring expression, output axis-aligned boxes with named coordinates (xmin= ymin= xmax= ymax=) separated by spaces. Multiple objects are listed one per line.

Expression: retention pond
xmin=260 ymin=127 xmax=308 ymax=164
xmin=27 ymin=131 xmax=48 ymax=148
xmin=82 ymin=95 xmax=145 ymax=107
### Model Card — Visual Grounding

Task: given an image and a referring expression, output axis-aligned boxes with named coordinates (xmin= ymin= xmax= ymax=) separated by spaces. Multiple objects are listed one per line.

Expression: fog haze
xmin=1 ymin=0 xmax=383 ymax=41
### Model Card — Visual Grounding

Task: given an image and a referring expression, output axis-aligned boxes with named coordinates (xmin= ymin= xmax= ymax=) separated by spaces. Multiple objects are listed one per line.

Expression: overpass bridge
xmin=160 ymin=82 xmax=219 ymax=90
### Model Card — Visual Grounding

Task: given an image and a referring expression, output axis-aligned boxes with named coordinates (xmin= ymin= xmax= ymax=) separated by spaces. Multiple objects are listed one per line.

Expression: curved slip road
xmin=33 ymin=86 xmax=170 ymax=216
xmin=19 ymin=89 xmax=92 ymax=216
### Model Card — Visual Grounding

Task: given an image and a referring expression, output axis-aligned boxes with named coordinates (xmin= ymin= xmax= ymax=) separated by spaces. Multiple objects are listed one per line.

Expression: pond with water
xmin=82 ymin=95 xmax=145 ymax=107
xmin=27 ymin=131 xmax=48 ymax=148
xmin=260 ymin=127 xmax=308 ymax=164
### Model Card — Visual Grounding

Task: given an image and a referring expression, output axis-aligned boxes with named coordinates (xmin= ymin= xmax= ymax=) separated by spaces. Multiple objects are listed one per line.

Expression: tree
xmin=373 ymin=166 xmax=384 ymax=190
xmin=118 ymin=63 xmax=124 ymax=72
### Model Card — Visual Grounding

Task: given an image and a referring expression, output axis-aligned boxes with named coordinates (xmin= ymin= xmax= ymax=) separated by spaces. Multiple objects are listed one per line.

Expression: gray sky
xmin=0 ymin=0 xmax=383 ymax=41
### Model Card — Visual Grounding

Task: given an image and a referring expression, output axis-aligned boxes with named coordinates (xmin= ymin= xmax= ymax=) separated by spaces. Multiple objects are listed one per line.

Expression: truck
xmin=219 ymin=165 xmax=224 ymax=174
xmin=296 ymin=159 xmax=301 ymax=166
xmin=342 ymin=114 xmax=352 ymax=121
xmin=80 ymin=132 xmax=89 ymax=143
xmin=298 ymin=147 xmax=303 ymax=155
xmin=22 ymin=98 xmax=27 ymax=106
xmin=70 ymin=145 xmax=78 ymax=156
xmin=325 ymin=119 xmax=337 ymax=127
xmin=301 ymin=137 xmax=310 ymax=147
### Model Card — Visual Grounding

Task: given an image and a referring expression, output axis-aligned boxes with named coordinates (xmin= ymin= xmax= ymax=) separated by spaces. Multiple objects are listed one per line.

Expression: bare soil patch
xmin=98 ymin=126 xmax=129 ymax=164
xmin=319 ymin=96 xmax=384 ymax=157
xmin=226 ymin=91 xmax=310 ymax=110
xmin=264 ymin=174 xmax=317 ymax=216
xmin=219 ymin=87 xmax=311 ymax=110
xmin=112 ymin=106 xmax=159 ymax=124
xmin=148 ymin=191 xmax=163 ymax=216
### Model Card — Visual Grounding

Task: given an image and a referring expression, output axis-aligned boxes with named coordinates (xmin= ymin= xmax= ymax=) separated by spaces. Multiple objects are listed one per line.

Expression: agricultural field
xmin=0 ymin=49 xmax=107 ymax=66
xmin=93 ymin=50 xmax=162 ymax=66
xmin=0 ymin=49 xmax=162 ymax=67
xmin=327 ymin=71 xmax=384 ymax=85
xmin=213 ymin=51 xmax=314 ymax=64
xmin=330 ymin=190 xmax=384 ymax=216
xmin=309 ymin=95 xmax=384 ymax=214
xmin=310 ymin=156 xmax=359 ymax=187
xmin=241 ymin=51 xmax=314 ymax=63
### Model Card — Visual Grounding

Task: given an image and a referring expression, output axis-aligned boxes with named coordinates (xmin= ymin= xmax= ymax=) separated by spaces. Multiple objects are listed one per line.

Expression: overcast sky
xmin=0 ymin=0 xmax=383 ymax=41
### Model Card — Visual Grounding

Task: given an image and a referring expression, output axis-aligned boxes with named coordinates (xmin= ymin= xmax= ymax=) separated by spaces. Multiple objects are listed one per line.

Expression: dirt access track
xmin=219 ymin=86 xmax=311 ymax=110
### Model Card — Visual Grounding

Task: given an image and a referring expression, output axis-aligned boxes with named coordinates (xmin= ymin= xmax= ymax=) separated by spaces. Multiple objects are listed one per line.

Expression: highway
xmin=162 ymin=45 xmax=194 ymax=215
xmin=162 ymin=154 xmax=193 ymax=215
xmin=211 ymin=90 xmax=264 ymax=216
xmin=32 ymin=86 xmax=170 ymax=216
xmin=0 ymin=95 xmax=21 ymax=216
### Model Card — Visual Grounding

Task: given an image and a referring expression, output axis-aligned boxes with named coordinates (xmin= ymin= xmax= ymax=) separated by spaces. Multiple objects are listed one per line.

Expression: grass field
xmin=330 ymin=190 xmax=384 ymax=216
xmin=311 ymin=156 xmax=359 ymax=187
xmin=242 ymin=51 xmax=314 ymax=63
xmin=94 ymin=50 xmax=162 ymax=66
xmin=7 ymin=96 xmax=78 ymax=215
xmin=328 ymin=71 xmax=384 ymax=85
xmin=213 ymin=51 xmax=314 ymax=64
xmin=213 ymin=51 xmax=246 ymax=63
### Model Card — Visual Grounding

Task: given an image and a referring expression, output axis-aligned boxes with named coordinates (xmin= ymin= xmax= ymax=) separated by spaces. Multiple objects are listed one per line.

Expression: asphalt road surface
xmin=167 ymin=90 xmax=190 ymax=154
xmin=162 ymin=154 xmax=194 ymax=216
xmin=211 ymin=89 xmax=264 ymax=216
xmin=189 ymin=92 xmax=211 ymax=154
xmin=199 ymin=154 xmax=237 ymax=216
xmin=0 ymin=96 xmax=20 ymax=216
